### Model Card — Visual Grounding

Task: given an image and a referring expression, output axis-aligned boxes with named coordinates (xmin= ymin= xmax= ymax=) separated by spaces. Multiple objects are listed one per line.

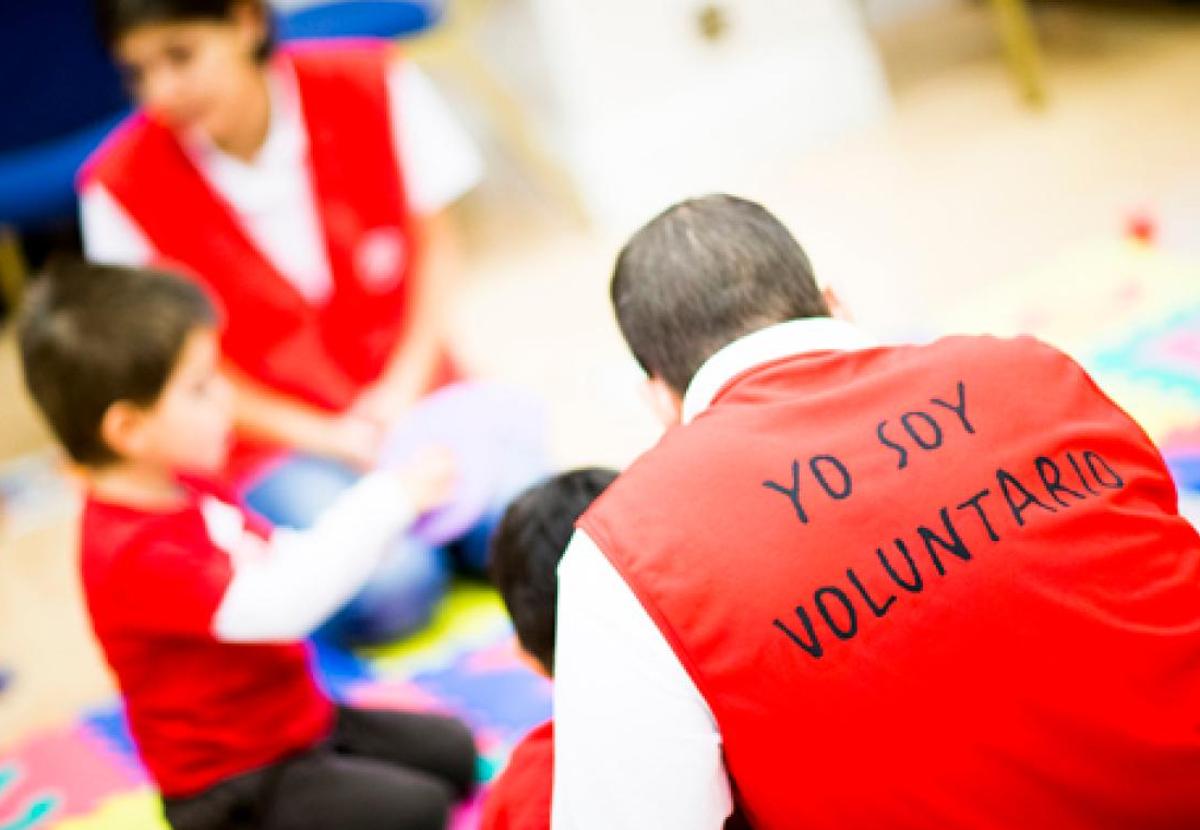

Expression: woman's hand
xmin=311 ymin=414 xmax=386 ymax=471
xmin=349 ymin=381 xmax=414 ymax=431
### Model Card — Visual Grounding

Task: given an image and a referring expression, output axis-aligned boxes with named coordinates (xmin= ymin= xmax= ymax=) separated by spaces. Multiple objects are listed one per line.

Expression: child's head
xmin=17 ymin=259 xmax=231 ymax=476
xmin=490 ymin=467 xmax=619 ymax=675
xmin=611 ymin=194 xmax=829 ymax=404
xmin=95 ymin=0 xmax=272 ymax=137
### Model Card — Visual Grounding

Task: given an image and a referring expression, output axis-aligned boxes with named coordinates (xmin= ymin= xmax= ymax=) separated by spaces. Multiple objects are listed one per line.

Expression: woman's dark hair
xmin=489 ymin=467 xmax=619 ymax=674
xmin=611 ymin=194 xmax=829 ymax=396
xmin=94 ymin=0 xmax=274 ymax=61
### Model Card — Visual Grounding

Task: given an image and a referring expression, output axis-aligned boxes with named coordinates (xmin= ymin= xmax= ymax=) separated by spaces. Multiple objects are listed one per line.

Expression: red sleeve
xmin=107 ymin=523 xmax=234 ymax=637
xmin=479 ymin=781 xmax=510 ymax=830
xmin=481 ymin=724 xmax=554 ymax=830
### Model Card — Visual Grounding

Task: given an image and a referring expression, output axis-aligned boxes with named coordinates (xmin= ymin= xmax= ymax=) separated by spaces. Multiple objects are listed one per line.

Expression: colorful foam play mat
xmin=943 ymin=236 xmax=1200 ymax=479
xmin=0 ymin=583 xmax=549 ymax=829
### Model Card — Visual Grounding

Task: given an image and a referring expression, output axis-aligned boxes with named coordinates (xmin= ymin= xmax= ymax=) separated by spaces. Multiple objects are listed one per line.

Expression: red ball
xmin=1126 ymin=212 xmax=1157 ymax=244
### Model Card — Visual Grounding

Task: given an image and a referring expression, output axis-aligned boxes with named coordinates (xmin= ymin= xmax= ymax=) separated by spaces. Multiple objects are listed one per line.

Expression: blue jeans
xmin=243 ymin=453 xmax=542 ymax=646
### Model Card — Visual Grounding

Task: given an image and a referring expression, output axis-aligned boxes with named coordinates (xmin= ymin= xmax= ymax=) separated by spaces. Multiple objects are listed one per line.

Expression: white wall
xmin=861 ymin=0 xmax=956 ymax=26
xmin=478 ymin=0 xmax=892 ymax=229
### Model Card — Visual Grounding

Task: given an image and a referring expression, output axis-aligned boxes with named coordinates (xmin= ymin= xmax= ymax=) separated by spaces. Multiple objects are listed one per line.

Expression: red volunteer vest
xmin=81 ymin=41 xmax=455 ymax=478
xmin=581 ymin=335 xmax=1200 ymax=829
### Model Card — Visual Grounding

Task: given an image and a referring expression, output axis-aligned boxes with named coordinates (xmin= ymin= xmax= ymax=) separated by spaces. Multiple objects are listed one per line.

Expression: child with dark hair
xmin=482 ymin=468 xmax=618 ymax=830
xmin=80 ymin=0 xmax=495 ymax=645
xmin=18 ymin=259 xmax=477 ymax=830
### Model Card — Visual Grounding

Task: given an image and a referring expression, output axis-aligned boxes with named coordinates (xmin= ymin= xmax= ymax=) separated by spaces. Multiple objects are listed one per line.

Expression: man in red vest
xmin=552 ymin=195 xmax=1200 ymax=829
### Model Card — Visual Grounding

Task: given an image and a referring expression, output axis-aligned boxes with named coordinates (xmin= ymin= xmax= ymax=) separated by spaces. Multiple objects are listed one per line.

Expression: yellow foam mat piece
xmin=363 ymin=581 xmax=509 ymax=673
xmin=53 ymin=790 xmax=168 ymax=830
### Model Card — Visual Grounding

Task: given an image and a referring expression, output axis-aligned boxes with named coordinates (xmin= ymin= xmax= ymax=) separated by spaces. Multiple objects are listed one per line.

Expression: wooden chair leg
xmin=405 ymin=1 xmax=592 ymax=225
xmin=0 ymin=227 xmax=28 ymax=317
xmin=990 ymin=0 xmax=1047 ymax=107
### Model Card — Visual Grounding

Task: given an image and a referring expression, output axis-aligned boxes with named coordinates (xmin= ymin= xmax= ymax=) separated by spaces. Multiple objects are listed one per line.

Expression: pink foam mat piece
xmin=450 ymin=792 xmax=487 ymax=829
xmin=462 ymin=637 xmax=528 ymax=674
xmin=1163 ymin=424 xmax=1200 ymax=455
xmin=341 ymin=679 xmax=452 ymax=714
xmin=1 ymin=725 xmax=143 ymax=822
xmin=1142 ymin=330 xmax=1200 ymax=377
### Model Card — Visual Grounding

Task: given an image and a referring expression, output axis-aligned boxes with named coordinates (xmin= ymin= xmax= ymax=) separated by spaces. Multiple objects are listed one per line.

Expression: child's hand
xmin=395 ymin=447 xmax=458 ymax=514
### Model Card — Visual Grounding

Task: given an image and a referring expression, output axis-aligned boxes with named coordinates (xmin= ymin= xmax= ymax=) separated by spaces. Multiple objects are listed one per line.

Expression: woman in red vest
xmin=79 ymin=0 xmax=489 ymax=644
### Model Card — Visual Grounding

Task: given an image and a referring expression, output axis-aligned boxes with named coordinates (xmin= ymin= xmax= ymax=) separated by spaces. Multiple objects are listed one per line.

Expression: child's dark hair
xmin=94 ymin=0 xmax=274 ymax=61
xmin=17 ymin=258 xmax=216 ymax=467
xmin=489 ymin=467 xmax=619 ymax=674
xmin=611 ymin=194 xmax=829 ymax=396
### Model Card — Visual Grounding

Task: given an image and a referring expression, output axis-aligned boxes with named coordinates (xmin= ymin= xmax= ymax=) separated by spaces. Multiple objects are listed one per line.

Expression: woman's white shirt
xmin=80 ymin=60 xmax=483 ymax=305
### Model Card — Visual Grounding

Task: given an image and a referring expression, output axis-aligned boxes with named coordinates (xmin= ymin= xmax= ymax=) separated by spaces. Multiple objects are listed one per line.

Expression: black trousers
xmin=162 ymin=706 xmax=477 ymax=830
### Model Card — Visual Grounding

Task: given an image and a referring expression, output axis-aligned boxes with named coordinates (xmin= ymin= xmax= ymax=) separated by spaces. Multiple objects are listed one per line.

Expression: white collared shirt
xmin=552 ymin=318 xmax=875 ymax=829
xmin=81 ymin=59 xmax=482 ymax=304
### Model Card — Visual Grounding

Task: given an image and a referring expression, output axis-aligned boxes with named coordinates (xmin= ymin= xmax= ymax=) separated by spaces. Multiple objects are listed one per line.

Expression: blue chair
xmin=276 ymin=0 xmax=443 ymax=41
xmin=0 ymin=0 xmax=130 ymax=229
xmin=0 ymin=0 xmax=443 ymax=231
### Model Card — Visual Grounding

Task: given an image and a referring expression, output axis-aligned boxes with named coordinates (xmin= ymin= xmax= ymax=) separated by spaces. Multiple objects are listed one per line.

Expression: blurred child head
xmin=94 ymin=0 xmax=272 ymax=138
xmin=611 ymin=194 xmax=830 ymax=418
xmin=489 ymin=467 xmax=619 ymax=675
xmin=17 ymin=259 xmax=231 ymax=476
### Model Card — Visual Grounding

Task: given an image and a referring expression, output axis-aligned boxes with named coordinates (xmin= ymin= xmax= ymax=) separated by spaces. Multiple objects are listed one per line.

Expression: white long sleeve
xmin=211 ymin=472 xmax=416 ymax=642
xmin=552 ymin=530 xmax=733 ymax=829
xmin=387 ymin=62 xmax=484 ymax=216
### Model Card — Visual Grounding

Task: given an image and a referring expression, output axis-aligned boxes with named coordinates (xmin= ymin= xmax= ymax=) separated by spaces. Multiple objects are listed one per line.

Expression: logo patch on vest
xmin=355 ymin=227 xmax=407 ymax=292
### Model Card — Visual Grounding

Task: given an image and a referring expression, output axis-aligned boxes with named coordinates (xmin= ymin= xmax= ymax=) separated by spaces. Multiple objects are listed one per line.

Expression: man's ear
xmin=99 ymin=401 xmax=148 ymax=461
xmin=640 ymin=375 xmax=683 ymax=428
xmin=822 ymin=285 xmax=853 ymax=322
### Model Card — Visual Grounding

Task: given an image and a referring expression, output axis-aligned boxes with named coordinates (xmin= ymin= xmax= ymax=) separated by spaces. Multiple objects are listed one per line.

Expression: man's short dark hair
xmin=489 ymin=467 xmax=619 ymax=674
xmin=611 ymin=194 xmax=829 ymax=395
xmin=17 ymin=258 xmax=216 ymax=467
